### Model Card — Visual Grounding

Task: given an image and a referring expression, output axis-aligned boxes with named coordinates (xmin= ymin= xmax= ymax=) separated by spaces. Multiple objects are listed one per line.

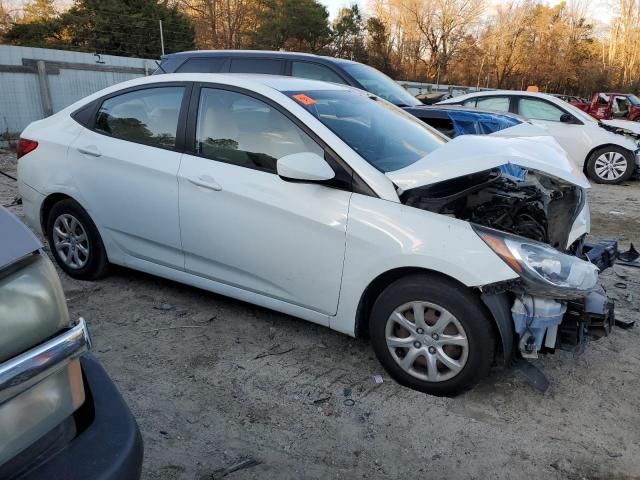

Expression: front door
xmin=516 ymin=96 xmax=587 ymax=166
xmin=177 ymin=86 xmax=351 ymax=315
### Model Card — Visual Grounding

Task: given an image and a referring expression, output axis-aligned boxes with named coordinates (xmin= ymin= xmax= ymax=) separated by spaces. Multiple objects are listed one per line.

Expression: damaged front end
xmin=388 ymin=135 xmax=620 ymax=363
xmin=475 ymin=225 xmax=615 ymax=359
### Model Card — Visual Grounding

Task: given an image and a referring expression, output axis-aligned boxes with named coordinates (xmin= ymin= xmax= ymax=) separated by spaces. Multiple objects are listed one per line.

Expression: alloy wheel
xmin=385 ymin=301 xmax=469 ymax=382
xmin=52 ymin=214 xmax=90 ymax=269
xmin=594 ymin=151 xmax=628 ymax=182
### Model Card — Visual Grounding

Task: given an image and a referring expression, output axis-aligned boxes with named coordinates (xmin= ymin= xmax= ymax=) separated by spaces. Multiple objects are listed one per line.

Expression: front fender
xmin=333 ymin=195 xmax=518 ymax=335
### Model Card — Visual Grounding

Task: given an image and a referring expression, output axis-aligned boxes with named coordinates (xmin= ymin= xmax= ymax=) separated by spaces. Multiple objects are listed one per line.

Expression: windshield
xmin=627 ymin=94 xmax=640 ymax=106
xmin=341 ymin=63 xmax=422 ymax=107
xmin=285 ymin=89 xmax=446 ymax=172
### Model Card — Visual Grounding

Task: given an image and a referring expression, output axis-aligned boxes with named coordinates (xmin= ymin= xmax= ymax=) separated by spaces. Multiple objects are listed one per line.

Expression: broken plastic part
xmin=618 ymin=243 xmax=639 ymax=263
xmin=512 ymin=295 xmax=567 ymax=356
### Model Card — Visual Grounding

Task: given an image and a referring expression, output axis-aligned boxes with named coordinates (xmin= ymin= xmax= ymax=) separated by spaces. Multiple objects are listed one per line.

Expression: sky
xmin=318 ymin=0 xmax=613 ymax=23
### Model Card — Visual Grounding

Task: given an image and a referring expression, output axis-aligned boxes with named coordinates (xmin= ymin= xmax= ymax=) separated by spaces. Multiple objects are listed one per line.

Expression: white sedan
xmin=18 ymin=74 xmax=607 ymax=395
xmin=439 ymin=90 xmax=640 ymax=184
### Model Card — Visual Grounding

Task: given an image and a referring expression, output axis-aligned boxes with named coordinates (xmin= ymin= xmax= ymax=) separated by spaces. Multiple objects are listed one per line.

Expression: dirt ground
xmin=2 ymin=150 xmax=639 ymax=480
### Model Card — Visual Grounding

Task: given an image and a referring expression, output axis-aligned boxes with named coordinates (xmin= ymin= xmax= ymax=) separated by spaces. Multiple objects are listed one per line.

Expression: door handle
xmin=186 ymin=175 xmax=222 ymax=191
xmin=77 ymin=146 xmax=102 ymax=157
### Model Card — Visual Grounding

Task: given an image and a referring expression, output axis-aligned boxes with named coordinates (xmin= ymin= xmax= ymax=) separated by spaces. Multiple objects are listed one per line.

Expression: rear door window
xmin=229 ymin=59 xmax=284 ymax=74
xmin=176 ymin=57 xmax=227 ymax=73
xmin=291 ymin=62 xmax=348 ymax=84
xmin=95 ymin=87 xmax=184 ymax=149
xmin=474 ymin=96 xmax=510 ymax=112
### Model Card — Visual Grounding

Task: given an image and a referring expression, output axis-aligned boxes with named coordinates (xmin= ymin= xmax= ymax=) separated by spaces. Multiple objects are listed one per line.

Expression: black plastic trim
xmin=481 ymin=292 xmax=515 ymax=365
xmin=20 ymin=354 xmax=143 ymax=480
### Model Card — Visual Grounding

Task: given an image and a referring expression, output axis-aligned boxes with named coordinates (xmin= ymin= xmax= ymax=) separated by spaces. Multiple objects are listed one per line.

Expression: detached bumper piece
xmin=556 ymin=287 xmax=615 ymax=353
xmin=578 ymin=239 xmax=618 ymax=271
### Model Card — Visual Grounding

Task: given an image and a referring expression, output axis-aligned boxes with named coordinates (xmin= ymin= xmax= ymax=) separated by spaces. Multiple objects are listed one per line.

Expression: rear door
xmin=177 ymin=85 xmax=352 ymax=316
xmin=69 ymin=83 xmax=189 ymax=269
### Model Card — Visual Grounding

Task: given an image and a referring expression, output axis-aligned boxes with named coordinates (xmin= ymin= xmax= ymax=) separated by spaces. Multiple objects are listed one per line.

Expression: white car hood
xmin=489 ymin=122 xmax=549 ymax=137
xmin=601 ymin=118 xmax=640 ymax=135
xmin=386 ymin=134 xmax=591 ymax=193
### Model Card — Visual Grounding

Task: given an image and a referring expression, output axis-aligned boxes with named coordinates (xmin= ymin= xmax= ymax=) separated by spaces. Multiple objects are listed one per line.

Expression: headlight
xmin=475 ymin=225 xmax=599 ymax=298
xmin=0 ymin=254 xmax=70 ymax=363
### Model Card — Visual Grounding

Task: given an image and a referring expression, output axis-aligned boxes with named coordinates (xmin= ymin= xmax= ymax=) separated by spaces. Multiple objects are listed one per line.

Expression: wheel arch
xmin=354 ymin=267 xmax=503 ymax=354
xmin=40 ymin=192 xmax=77 ymax=232
xmin=583 ymin=143 xmax=634 ymax=172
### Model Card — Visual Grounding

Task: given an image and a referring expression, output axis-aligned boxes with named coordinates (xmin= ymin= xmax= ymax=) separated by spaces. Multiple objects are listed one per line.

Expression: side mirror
xmin=560 ymin=113 xmax=574 ymax=123
xmin=276 ymin=152 xmax=335 ymax=182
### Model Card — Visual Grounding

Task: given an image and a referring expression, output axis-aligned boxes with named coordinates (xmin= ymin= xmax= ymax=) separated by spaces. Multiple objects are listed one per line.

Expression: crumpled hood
xmin=386 ymin=134 xmax=591 ymax=193
xmin=601 ymin=118 xmax=640 ymax=135
xmin=490 ymin=122 xmax=550 ymax=137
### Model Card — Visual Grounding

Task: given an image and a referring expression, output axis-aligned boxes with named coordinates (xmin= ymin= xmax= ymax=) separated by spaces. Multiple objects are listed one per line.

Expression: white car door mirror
xmin=276 ymin=152 xmax=335 ymax=183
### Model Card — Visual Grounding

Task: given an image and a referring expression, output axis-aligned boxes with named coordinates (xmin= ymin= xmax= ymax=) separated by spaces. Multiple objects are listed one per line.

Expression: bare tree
xmin=405 ymin=0 xmax=486 ymax=82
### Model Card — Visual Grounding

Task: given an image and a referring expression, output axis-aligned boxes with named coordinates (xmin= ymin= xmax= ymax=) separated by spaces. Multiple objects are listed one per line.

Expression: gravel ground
xmin=2 ymin=149 xmax=639 ymax=480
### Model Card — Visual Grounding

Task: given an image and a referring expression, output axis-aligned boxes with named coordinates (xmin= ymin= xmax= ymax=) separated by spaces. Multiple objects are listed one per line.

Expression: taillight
xmin=17 ymin=138 xmax=38 ymax=159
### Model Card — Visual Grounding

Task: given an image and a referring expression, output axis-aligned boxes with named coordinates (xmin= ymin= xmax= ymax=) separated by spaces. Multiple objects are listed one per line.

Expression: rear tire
xmin=369 ymin=274 xmax=495 ymax=397
xmin=46 ymin=199 xmax=109 ymax=280
xmin=586 ymin=146 xmax=635 ymax=184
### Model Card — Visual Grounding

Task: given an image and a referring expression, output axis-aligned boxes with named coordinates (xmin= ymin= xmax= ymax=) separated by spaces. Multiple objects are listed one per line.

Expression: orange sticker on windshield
xmin=292 ymin=93 xmax=316 ymax=106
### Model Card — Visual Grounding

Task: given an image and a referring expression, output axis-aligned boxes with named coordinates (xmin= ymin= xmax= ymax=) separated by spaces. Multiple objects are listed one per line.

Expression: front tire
xmin=586 ymin=146 xmax=635 ymax=184
xmin=369 ymin=274 xmax=495 ymax=396
xmin=46 ymin=199 xmax=109 ymax=280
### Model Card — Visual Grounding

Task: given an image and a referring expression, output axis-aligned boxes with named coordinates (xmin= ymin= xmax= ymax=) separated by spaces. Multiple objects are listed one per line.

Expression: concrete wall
xmin=0 ymin=45 xmax=158 ymax=137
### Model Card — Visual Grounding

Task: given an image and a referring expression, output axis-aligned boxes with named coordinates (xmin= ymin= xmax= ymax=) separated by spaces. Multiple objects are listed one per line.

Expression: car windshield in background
xmin=285 ymin=89 xmax=446 ymax=173
xmin=627 ymin=94 xmax=640 ymax=105
xmin=340 ymin=63 xmax=422 ymax=107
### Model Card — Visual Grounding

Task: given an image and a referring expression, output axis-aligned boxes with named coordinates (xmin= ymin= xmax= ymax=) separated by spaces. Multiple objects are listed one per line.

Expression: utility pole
xmin=159 ymin=20 xmax=165 ymax=56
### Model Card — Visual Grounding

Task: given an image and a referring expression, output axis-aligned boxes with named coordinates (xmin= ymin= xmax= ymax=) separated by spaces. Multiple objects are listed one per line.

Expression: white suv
xmin=17 ymin=74 xmax=613 ymax=395
xmin=439 ymin=90 xmax=640 ymax=184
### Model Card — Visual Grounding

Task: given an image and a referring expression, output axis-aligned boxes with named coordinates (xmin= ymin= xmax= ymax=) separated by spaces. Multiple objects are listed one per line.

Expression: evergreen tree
xmin=252 ymin=0 xmax=331 ymax=53
xmin=3 ymin=0 xmax=195 ymax=58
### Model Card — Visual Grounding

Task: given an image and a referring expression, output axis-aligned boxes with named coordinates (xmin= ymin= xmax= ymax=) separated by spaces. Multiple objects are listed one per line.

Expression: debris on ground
xmin=212 ymin=458 xmax=260 ymax=479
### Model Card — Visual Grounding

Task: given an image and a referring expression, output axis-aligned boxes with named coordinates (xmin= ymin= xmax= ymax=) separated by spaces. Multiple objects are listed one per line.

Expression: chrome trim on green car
xmin=0 ymin=318 xmax=91 ymax=405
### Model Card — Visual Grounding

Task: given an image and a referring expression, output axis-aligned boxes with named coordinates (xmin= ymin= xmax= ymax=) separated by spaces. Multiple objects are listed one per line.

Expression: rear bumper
xmin=17 ymin=181 xmax=44 ymax=235
xmin=21 ymin=354 xmax=143 ymax=480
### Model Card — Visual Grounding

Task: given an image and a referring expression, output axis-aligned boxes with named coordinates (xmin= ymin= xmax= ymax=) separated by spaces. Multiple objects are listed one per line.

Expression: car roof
xmin=442 ymin=89 xmax=567 ymax=104
xmin=128 ymin=73 xmax=353 ymax=93
xmin=162 ymin=49 xmax=359 ymax=66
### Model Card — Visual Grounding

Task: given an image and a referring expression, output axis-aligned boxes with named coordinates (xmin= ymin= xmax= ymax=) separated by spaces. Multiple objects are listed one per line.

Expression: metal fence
xmin=0 ymin=45 xmax=497 ymax=145
xmin=0 ymin=45 xmax=157 ymax=143
xmin=397 ymin=80 xmax=495 ymax=97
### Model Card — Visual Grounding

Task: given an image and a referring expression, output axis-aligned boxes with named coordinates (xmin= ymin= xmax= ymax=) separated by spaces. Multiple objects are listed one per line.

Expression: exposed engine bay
xmin=400 ymin=168 xmax=582 ymax=249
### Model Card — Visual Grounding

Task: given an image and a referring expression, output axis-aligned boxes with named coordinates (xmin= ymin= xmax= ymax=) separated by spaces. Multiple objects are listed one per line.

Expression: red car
xmin=575 ymin=92 xmax=640 ymax=121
